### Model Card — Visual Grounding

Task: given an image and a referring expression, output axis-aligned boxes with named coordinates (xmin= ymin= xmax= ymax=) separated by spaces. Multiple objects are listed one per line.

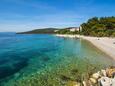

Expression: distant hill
xmin=17 ymin=28 xmax=59 ymax=34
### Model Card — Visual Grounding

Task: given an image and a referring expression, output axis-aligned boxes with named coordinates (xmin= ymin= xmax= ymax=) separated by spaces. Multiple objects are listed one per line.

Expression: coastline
xmin=55 ymin=34 xmax=115 ymax=60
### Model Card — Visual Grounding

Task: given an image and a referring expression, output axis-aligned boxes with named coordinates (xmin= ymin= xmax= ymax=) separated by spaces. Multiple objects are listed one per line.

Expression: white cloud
xmin=0 ymin=10 xmax=86 ymax=32
xmin=0 ymin=0 xmax=89 ymax=32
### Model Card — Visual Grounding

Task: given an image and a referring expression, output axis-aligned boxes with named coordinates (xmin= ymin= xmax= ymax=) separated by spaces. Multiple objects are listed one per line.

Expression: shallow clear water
xmin=0 ymin=33 xmax=114 ymax=86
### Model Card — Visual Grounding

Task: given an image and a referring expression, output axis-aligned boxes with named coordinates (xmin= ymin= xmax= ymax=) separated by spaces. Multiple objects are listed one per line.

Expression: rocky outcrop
xmin=88 ymin=66 xmax=115 ymax=86
xmin=73 ymin=66 xmax=115 ymax=86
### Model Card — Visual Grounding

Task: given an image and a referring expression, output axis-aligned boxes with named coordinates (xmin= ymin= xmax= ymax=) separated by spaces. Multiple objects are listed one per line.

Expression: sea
xmin=0 ymin=32 xmax=114 ymax=86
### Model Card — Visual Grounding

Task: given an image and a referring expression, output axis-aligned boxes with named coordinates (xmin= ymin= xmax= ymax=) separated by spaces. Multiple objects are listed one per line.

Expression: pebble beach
xmin=56 ymin=34 xmax=115 ymax=60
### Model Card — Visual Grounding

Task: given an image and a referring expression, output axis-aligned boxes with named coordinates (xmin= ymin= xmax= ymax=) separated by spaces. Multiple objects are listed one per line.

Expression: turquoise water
xmin=0 ymin=33 xmax=114 ymax=86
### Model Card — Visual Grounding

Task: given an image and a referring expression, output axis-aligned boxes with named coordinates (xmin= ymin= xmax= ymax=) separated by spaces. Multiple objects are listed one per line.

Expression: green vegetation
xmin=17 ymin=28 xmax=59 ymax=34
xmin=17 ymin=16 xmax=115 ymax=37
xmin=17 ymin=27 xmax=79 ymax=35
xmin=81 ymin=16 xmax=115 ymax=37
xmin=56 ymin=29 xmax=79 ymax=34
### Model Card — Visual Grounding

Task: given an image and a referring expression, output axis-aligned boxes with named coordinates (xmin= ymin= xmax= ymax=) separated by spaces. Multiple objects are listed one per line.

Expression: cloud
xmin=0 ymin=11 xmax=86 ymax=32
xmin=0 ymin=0 xmax=105 ymax=32
xmin=0 ymin=21 xmax=80 ymax=32
xmin=0 ymin=0 xmax=93 ymax=32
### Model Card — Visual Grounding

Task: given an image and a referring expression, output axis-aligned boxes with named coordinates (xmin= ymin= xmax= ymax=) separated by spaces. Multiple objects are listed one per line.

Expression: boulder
xmin=101 ymin=70 xmax=107 ymax=77
xmin=83 ymin=81 xmax=87 ymax=86
xmin=82 ymin=80 xmax=94 ymax=86
xmin=112 ymin=78 xmax=115 ymax=86
xmin=90 ymin=78 xmax=97 ymax=84
xmin=92 ymin=72 xmax=100 ymax=79
xmin=98 ymin=77 xmax=112 ymax=86
xmin=66 ymin=81 xmax=80 ymax=86
xmin=106 ymin=67 xmax=115 ymax=78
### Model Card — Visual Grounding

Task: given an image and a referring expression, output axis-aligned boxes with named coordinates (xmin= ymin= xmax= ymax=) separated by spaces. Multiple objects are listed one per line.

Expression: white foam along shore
xmin=55 ymin=34 xmax=115 ymax=60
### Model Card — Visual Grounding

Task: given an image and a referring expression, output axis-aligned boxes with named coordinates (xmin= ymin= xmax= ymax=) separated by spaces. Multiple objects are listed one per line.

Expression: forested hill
xmin=17 ymin=28 xmax=59 ymax=34
xmin=81 ymin=16 xmax=115 ymax=37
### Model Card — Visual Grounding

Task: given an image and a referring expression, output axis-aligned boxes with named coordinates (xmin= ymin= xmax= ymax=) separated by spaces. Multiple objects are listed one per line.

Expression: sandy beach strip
xmin=56 ymin=34 xmax=115 ymax=60
xmin=82 ymin=36 xmax=115 ymax=60
xmin=55 ymin=34 xmax=80 ymax=38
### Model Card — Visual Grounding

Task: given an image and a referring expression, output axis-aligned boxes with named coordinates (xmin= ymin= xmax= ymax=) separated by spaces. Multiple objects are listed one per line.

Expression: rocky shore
xmin=55 ymin=34 xmax=115 ymax=86
xmin=70 ymin=66 xmax=115 ymax=86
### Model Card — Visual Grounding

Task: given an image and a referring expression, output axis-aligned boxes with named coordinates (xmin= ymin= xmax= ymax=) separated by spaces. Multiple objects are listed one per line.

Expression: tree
xmin=81 ymin=16 xmax=115 ymax=37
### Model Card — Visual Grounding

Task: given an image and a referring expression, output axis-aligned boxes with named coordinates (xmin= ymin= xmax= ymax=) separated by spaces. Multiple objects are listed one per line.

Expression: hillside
xmin=81 ymin=16 xmax=115 ymax=37
xmin=17 ymin=28 xmax=59 ymax=34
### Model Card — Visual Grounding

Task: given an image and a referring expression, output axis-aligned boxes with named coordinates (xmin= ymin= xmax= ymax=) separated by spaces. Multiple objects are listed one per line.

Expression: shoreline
xmin=55 ymin=34 xmax=115 ymax=60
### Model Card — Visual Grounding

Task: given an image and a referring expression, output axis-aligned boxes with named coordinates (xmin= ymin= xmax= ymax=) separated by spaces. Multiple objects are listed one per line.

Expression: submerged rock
xmin=66 ymin=81 xmax=80 ymax=86
xmin=14 ymin=73 xmax=20 ymax=77
xmin=82 ymin=81 xmax=87 ymax=86
xmin=82 ymin=80 xmax=94 ymax=86
xmin=106 ymin=67 xmax=115 ymax=78
xmin=92 ymin=72 xmax=100 ymax=79
xmin=90 ymin=78 xmax=97 ymax=84
xmin=101 ymin=70 xmax=107 ymax=77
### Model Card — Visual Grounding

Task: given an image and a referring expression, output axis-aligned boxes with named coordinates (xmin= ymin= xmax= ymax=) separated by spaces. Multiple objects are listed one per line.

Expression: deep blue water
xmin=0 ymin=33 xmax=114 ymax=85
xmin=0 ymin=33 xmax=59 ymax=79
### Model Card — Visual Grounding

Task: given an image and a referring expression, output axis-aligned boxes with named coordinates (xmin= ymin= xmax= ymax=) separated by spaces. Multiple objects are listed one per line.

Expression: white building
xmin=54 ymin=30 xmax=59 ymax=32
xmin=69 ymin=27 xmax=80 ymax=32
xmin=79 ymin=26 xmax=82 ymax=32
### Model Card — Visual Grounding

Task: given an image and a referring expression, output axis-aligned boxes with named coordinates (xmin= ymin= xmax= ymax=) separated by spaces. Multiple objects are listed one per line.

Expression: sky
xmin=0 ymin=0 xmax=115 ymax=32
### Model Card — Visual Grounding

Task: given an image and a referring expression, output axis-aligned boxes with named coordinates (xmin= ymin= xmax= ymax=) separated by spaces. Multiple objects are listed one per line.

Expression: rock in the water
xmin=83 ymin=81 xmax=87 ymax=86
xmin=90 ymin=78 xmax=97 ymax=84
xmin=66 ymin=81 xmax=80 ymax=86
xmin=106 ymin=67 xmax=115 ymax=78
xmin=82 ymin=80 xmax=93 ymax=86
xmin=92 ymin=72 xmax=100 ymax=79
xmin=101 ymin=70 xmax=107 ymax=77
xmin=74 ymin=83 xmax=80 ymax=86
xmin=98 ymin=77 xmax=112 ymax=86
